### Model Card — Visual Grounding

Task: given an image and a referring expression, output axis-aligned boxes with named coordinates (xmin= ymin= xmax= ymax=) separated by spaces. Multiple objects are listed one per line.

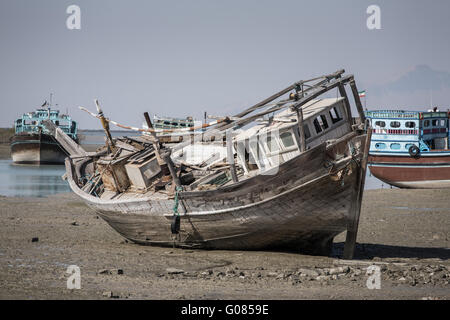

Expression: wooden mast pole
xmin=343 ymin=127 xmax=372 ymax=259
xmin=338 ymin=83 xmax=354 ymax=131
xmin=294 ymin=108 xmax=306 ymax=152
xmin=95 ymin=99 xmax=115 ymax=150
xmin=349 ymin=79 xmax=366 ymax=124
xmin=226 ymin=129 xmax=239 ymax=182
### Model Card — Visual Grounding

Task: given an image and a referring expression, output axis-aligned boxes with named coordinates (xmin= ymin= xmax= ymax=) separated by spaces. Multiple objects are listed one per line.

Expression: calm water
xmin=0 ymin=159 xmax=386 ymax=198
xmin=0 ymin=129 xmax=387 ymax=197
xmin=0 ymin=160 xmax=70 ymax=197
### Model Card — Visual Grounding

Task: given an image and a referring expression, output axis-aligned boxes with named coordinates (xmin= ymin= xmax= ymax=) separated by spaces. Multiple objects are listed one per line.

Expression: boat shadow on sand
xmin=332 ymin=242 xmax=450 ymax=260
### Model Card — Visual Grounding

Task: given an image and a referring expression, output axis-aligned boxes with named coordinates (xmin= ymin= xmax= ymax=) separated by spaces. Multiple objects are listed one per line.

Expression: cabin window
xmin=280 ymin=132 xmax=295 ymax=148
xmin=375 ymin=121 xmax=386 ymax=128
xmin=329 ymin=107 xmax=342 ymax=124
xmin=320 ymin=115 xmax=329 ymax=129
xmin=390 ymin=143 xmax=401 ymax=150
xmin=405 ymin=122 xmax=416 ymax=128
xmin=424 ymin=120 xmax=430 ymax=127
xmin=313 ymin=115 xmax=329 ymax=133
xmin=375 ymin=143 xmax=386 ymax=149
xmin=313 ymin=118 xmax=322 ymax=133
xmin=432 ymin=120 xmax=438 ymax=126
xmin=241 ymin=141 xmax=258 ymax=170
xmin=266 ymin=136 xmax=279 ymax=152
xmin=390 ymin=121 xmax=401 ymax=128
xmin=441 ymin=119 xmax=446 ymax=126
xmin=249 ymin=139 xmax=266 ymax=169
xmin=304 ymin=124 xmax=311 ymax=140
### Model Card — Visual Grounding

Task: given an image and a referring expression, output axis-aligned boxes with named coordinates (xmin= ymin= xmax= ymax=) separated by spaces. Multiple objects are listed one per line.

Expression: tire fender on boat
xmin=408 ymin=145 xmax=420 ymax=158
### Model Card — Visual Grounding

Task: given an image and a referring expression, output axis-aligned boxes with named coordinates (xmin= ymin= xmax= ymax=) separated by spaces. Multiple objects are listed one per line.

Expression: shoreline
xmin=0 ymin=188 xmax=448 ymax=299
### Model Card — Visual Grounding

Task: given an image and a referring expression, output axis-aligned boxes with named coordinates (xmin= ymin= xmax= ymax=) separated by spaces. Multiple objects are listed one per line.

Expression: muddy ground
xmin=0 ymin=186 xmax=449 ymax=300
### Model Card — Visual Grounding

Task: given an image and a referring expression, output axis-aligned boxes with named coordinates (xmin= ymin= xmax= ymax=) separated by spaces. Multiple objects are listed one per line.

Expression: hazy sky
xmin=1 ymin=0 xmax=450 ymax=129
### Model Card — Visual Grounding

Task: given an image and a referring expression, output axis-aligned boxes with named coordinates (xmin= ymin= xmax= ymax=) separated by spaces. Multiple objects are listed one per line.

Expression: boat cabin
xmin=234 ymin=98 xmax=350 ymax=174
xmin=365 ymin=110 xmax=450 ymax=153
xmin=14 ymin=108 xmax=78 ymax=141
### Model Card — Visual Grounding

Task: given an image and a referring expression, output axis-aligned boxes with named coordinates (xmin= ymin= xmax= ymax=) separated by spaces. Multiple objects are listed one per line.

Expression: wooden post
xmin=42 ymin=120 xmax=88 ymax=157
xmin=162 ymin=150 xmax=182 ymax=187
xmin=343 ymin=128 xmax=372 ymax=259
xmin=294 ymin=107 xmax=306 ymax=152
xmin=349 ymin=79 xmax=366 ymax=124
xmin=338 ymin=83 xmax=354 ymax=131
xmin=143 ymin=112 xmax=172 ymax=177
xmin=226 ymin=130 xmax=238 ymax=182
xmin=95 ymin=100 xmax=115 ymax=150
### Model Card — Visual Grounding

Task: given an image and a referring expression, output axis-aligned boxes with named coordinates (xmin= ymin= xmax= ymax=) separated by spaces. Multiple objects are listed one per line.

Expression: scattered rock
xmin=297 ymin=268 xmax=319 ymax=277
xmin=31 ymin=237 xmax=39 ymax=242
xmin=71 ymin=221 xmax=79 ymax=226
xmin=315 ymin=275 xmax=330 ymax=281
xmin=102 ymin=291 xmax=119 ymax=298
xmin=166 ymin=268 xmax=184 ymax=274
xmin=98 ymin=269 xmax=112 ymax=275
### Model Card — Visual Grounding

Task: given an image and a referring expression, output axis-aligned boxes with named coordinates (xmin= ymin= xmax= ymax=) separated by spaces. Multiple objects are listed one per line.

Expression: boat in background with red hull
xmin=366 ymin=109 xmax=450 ymax=189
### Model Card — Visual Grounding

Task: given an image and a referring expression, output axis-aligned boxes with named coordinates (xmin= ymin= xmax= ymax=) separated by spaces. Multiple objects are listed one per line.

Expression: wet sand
xmin=0 ymin=188 xmax=448 ymax=300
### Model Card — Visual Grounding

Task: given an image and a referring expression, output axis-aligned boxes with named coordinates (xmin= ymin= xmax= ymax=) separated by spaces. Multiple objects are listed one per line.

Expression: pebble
xmin=297 ymin=268 xmax=319 ymax=277
xmin=166 ymin=268 xmax=184 ymax=274
xmin=102 ymin=291 xmax=119 ymax=298
xmin=98 ymin=269 xmax=111 ymax=275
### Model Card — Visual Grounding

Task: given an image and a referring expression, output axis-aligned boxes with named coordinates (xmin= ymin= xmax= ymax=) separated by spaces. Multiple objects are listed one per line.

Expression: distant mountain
xmin=371 ymin=65 xmax=450 ymax=95
xmin=366 ymin=65 xmax=450 ymax=110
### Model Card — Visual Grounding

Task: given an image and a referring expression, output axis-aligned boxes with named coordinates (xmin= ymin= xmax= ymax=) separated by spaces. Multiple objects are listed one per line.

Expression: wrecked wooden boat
xmin=45 ymin=70 xmax=372 ymax=258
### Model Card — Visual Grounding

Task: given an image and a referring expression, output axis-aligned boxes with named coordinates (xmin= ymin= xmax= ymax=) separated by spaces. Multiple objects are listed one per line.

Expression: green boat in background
xmin=11 ymin=100 xmax=78 ymax=164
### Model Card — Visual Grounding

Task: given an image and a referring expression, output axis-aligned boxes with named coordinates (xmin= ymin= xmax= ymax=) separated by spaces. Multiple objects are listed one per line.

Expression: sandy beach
xmin=0 ymin=187 xmax=448 ymax=300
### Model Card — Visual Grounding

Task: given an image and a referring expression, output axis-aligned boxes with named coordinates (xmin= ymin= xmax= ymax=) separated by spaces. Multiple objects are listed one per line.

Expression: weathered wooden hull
xmin=66 ymin=133 xmax=368 ymax=255
xmin=368 ymin=152 xmax=450 ymax=189
xmin=93 ymin=172 xmax=355 ymax=254
xmin=10 ymin=133 xmax=68 ymax=164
